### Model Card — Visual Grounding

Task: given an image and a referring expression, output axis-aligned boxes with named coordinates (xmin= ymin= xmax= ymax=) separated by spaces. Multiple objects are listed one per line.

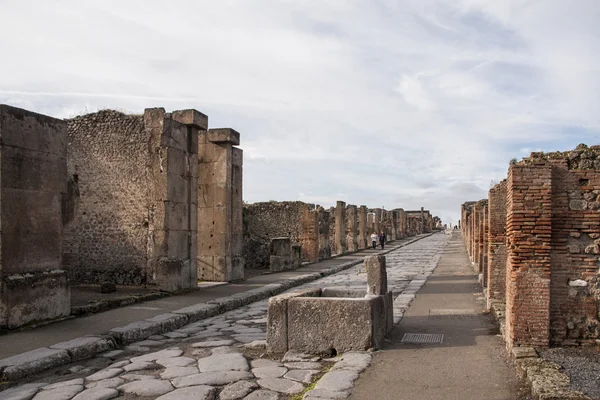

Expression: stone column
xmin=391 ymin=211 xmax=398 ymax=241
xmin=374 ymin=208 xmax=382 ymax=235
xmin=335 ymin=201 xmax=347 ymax=255
xmin=197 ymin=128 xmax=244 ymax=281
xmin=345 ymin=204 xmax=358 ymax=252
xmin=317 ymin=207 xmax=331 ymax=260
xmin=0 ymin=105 xmax=70 ymax=329
xmin=358 ymin=205 xmax=368 ymax=250
xmin=299 ymin=206 xmax=318 ymax=262
xmin=487 ymin=182 xmax=507 ymax=309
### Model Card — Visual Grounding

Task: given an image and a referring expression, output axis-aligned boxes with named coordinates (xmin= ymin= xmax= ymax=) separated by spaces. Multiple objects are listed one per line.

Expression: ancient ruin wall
xmin=345 ymin=205 xmax=358 ymax=252
xmin=487 ymin=181 xmax=507 ymax=308
xmin=64 ymin=111 xmax=150 ymax=284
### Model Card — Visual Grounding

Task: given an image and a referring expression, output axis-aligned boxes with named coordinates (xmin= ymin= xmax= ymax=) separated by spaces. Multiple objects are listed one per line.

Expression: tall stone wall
xmin=357 ymin=206 xmax=368 ymax=250
xmin=345 ymin=205 xmax=358 ymax=252
xmin=335 ymin=201 xmax=347 ymax=255
xmin=487 ymin=181 xmax=507 ymax=309
xmin=0 ymin=105 xmax=70 ymax=329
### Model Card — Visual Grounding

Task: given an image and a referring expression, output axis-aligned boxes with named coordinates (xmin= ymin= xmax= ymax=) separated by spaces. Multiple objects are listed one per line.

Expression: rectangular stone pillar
xmin=335 ymin=201 xmax=347 ymax=255
xmin=357 ymin=206 xmax=368 ymax=250
xmin=318 ymin=207 xmax=332 ymax=260
xmin=374 ymin=208 xmax=382 ymax=235
xmin=487 ymin=181 xmax=508 ymax=309
xmin=0 ymin=105 xmax=70 ymax=329
xmin=481 ymin=203 xmax=489 ymax=285
xmin=391 ymin=211 xmax=398 ymax=240
xmin=472 ymin=203 xmax=480 ymax=270
xmin=505 ymin=164 xmax=552 ymax=348
xmin=299 ymin=206 xmax=319 ymax=262
xmin=345 ymin=205 xmax=358 ymax=252
xmin=197 ymin=128 xmax=244 ymax=281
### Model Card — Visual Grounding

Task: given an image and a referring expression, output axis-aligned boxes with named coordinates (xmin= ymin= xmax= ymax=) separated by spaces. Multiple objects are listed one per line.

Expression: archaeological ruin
xmin=0 ymin=103 xmax=439 ymax=330
xmin=462 ymin=144 xmax=600 ymax=349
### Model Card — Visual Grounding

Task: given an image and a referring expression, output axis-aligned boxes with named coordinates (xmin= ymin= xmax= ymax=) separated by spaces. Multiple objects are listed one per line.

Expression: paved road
xmin=1 ymin=233 xmax=454 ymax=400
xmin=349 ymin=232 xmax=523 ymax=400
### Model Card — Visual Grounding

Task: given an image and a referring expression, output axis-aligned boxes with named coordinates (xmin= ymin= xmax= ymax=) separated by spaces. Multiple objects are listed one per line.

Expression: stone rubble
xmin=0 ymin=234 xmax=447 ymax=400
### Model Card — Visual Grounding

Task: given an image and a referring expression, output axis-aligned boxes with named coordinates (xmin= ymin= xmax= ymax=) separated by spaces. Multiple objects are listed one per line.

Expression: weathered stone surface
xmin=0 ymin=383 xmax=46 ymax=400
xmin=171 ymin=371 xmax=253 ymax=387
xmin=245 ymin=340 xmax=267 ymax=350
xmin=31 ymin=385 xmax=84 ymax=400
xmin=119 ymin=374 xmax=156 ymax=381
xmin=85 ymin=377 xmax=125 ymax=389
xmin=118 ymin=380 xmax=174 ymax=397
xmin=197 ymin=353 xmax=249 ymax=372
xmin=85 ymin=368 xmax=123 ymax=382
xmin=364 ymin=255 xmax=387 ymax=295
xmin=0 ymin=348 xmax=70 ymax=380
xmin=242 ymin=390 xmax=280 ymax=400
xmin=257 ymin=377 xmax=304 ymax=394
xmin=284 ymin=369 xmax=320 ymax=384
xmin=49 ymin=337 xmax=113 ymax=362
xmin=251 ymin=359 xmax=283 ymax=368
xmin=330 ymin=352 xmax=371 ymax=373
xmin=42 ymin=378 xmax=84 ymax=390
xmin=109 ymin=321 xmax=162 ymax=345
xmin=156 ymin=356 xmax=195 ymax=367
xmin=220 ymin=380 xmax=259 ymax=400
xmin=160 ymin=366 xmax=199 ymax=379
xmin=314 ymin=370 xmax=359 ymax=393
xmin=303 ymin=388 xmax=350 ymax=399
xmin=284 ymin=362 xmax=321 ymax=370
xmin=130 ymin=349 xmax=182 ymax=363
xmin=71 ymin=388 xmax=119 ymax=400
xmin=211 ymin=346 xmax=238 ymax=355
xmin=155 ymin=386 xmax=216 ymax=400
xmin=282 ymin=351 xmax=320 ymax=363
xmin=192 ymin=339 xmax=236 ymax=348
xmin=122 ymin=361 xmax=155 ymax=372
xmin=172 ymin=304 xmax=220 ymax=323
xmin=252 ymin=366 xmax=287 ymax=378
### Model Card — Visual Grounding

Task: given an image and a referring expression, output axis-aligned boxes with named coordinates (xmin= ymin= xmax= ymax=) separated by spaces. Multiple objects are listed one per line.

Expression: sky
xmin=2 ymin=0 xmax=600 ymax=226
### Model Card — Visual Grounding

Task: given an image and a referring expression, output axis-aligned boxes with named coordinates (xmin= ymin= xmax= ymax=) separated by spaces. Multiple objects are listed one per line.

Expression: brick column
xmin=472 ymin=203 xmax=480 ymax=270
xmin=505 ymin=163 xmax=552 ymax=348
xmin=487 ymin=181 xmax=508 ymax=309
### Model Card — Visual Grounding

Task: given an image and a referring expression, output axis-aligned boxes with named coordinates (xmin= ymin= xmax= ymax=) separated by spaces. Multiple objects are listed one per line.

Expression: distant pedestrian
xmin=370 ymin=232 xmax=378 ymax=249
xmin=379 ymin=231 xmax=386 ymax=250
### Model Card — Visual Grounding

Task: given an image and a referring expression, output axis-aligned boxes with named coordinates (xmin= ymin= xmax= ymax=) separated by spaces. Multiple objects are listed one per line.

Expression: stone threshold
xmin=0 ymin=234 xmax=434 ymax=383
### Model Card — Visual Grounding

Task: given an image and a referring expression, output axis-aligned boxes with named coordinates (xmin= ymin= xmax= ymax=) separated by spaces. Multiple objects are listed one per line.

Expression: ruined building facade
xmin=462 ymin=145 xmax=600 ymax=348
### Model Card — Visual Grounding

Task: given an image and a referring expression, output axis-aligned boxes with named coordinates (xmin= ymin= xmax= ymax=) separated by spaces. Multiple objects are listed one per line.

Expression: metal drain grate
xmin=401 ymin=333 xmax=444 ymax=344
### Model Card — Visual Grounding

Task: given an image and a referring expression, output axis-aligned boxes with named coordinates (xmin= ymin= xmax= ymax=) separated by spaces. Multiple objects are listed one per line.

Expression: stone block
xmin=1 ymin=147 xmax=67 ymax=192
xmin=167 ymin=121 xmax=189 ymax=152
xmin=171 ymin=109 xmax=208 ymax=130
xmin=321 ymin=288 xmax=365 ymax=298
xmin=109 ymin=320 xmax=164 ymax=345
xmin=1 ymin=271 xmax=70 ymax=329
xmin=270 ymin=237 xmax=291 ymax=257
xmin=270 ymin=256 xmax=291 ymax=272
xmin=166 ymin=230 xmax=190 ymax=260
xmin=172 ymin=303 xmax=220 ymax=323
xmin=291 ymin=244 xmax=302 ymax=267
xmin=145 ymin=313 xmax=189 ymax=332
xmin=365 ymin=255 xmax=388 ymax=295
xmin=155 ymin=258 xmax=193 ymax=292
xmin=207 ymin=128 xmax=240 ymax=146
xmin=50 ymin=336 xmax=114 ymax=361
xmin=0 ymin=347 xmax=70 ymax=381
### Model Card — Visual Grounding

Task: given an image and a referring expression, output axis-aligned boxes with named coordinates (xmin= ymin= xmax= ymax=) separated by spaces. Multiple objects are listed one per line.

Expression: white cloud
xmin=1 ymin=0 xmax=599 ymax=225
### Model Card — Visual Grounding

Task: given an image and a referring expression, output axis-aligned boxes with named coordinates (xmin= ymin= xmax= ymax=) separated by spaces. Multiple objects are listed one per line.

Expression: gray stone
xmin=122 ymin=361 xmax=155 ymax=372
xmin=107 ymin=360 xmax=129 ymax=369
xmin=364 ymin=255 xmax=387 ymax=295
xmin=42 ymin=378 xmax=84 ymax=390
xmin=156 ymin=356 xmax=195 ymax=367
xmin=245 ymin=340 xmax=267 ymax=350
xmin=109 ymin=321 xmax=162 ymax=345
xmin=303 ymin=388 xmax=350 ymax=399
xmin=251 ymin=359 xmax=283 ymax=368
xmin=211 ymin=346 xmax=238 ymax=355
xmin=314 ymin=370 xmax=358 ymax=393
xmin=284 ymin=362 xmax=321 ymax=370
xmin=0 ymin=383 xmax=46 ymax=400
xmin=252 ymin=366 xmax=287 ymax=379
xmin=119 ymin=374 xmax=156 ymax=381
xmin=117 ymin=380 xmax=174 ymax=397
xmin=220 ymin=380 xmax=259 ymax=400
xmin=257 ymin=378 xmax=304 ymax=394
xmin=192 ymin=339 xmax=236 ymax=348
xmin=282 ymin=351 xmax=320 ymax=363
xmin=172 ymin=303 xmax=220 ymax=323
xmin=148 ymin=335 xmax=165 ymax=340
xmin=31 ymin=385 xmax=83 ymax=400
xmin=0 ymin=348 xmax=70 ymax=380
xmin=130 ymin=349 xmax=182 ymax=363
xmin=171 ymin=371 xmax=253 ymax=387
xmin=85 ymin=368 xmax=123 ymax=382
xmin=144 ymin=313 xmax=189 ymax=333
xmin=49 ymin=337 xmax=113 ymax=362
xmin=98 ymin=351 xmax=123 ymax=359
xmin=284 ymin=369 xmax=320 ymax=384
xmin=197 ymin=353 xmax=249 ymax=372
xmin=330 ymin=352 xmax=371 ymax=372
xmin=71 ymin=388 xmax=118 ymax=400
xmin=234 ymin=335 xmax=266 ymax=344
xmin=160 ymin=366 xmax=199 ymax=379
xmin=163 ymin=331 xmax=188 ymax=339
xmin=131 ymin=340 xmax=162 ymax=347
xmin=242 ymin=390 xmax=280 ymax=400
xmin=155 ymin=386 xmax=216 ymax=400
xmin=85 ymin=378 xmax=125 ymax=390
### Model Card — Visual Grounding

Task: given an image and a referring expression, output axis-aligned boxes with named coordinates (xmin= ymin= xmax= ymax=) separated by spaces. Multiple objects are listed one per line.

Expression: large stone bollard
xmin=365 ymin=255 xmax=388 ymax=295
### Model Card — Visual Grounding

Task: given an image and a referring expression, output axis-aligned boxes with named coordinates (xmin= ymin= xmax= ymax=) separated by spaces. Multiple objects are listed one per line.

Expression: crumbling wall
xmin=345 ymin=205 xmax=358 ymax=252
xmin=487 ymin=181 xmax=507 ymax=309
xmin=318 ymin=207 xmax=332 ymax=260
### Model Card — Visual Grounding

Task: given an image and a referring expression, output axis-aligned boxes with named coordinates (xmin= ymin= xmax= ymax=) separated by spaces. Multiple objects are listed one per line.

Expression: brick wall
xmin=487 ymin=180 xmax=508 ymax=308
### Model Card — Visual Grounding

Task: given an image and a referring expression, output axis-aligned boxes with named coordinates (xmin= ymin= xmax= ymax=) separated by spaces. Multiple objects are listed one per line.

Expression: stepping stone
xmin=303 ymin=388 xmax=350 ymax=399
xmin=192 ymin=339 xmax=236 ymax=348
xmin=211 ymin=346 xmax=238 ymax=355
xmin=42 ymin=378 xmax=84 ymax=390
xmin=160 ymin=366 xmax=199 ymax=379
xmin=118 ymin=380 xmax=174 ymax=397
xmin=85 ymin=377 xmax=125 ymax=389
xmin=172 ymin=371 xmax=253 ymax=387
xmin=86 ymin=368 xmax=123 ymax=382
xmin=120 ymin=374 xmax=156 ymax=381
xmin=155 ymin=386 xmax=216 ymax=400
xmin=257 ymin=377 xmax=304 ymax=394
xmin=252 ymin=366 xmax=287 ymax=379
xmin=198 ymin=353 xmax=249 ymax=372
xmin=130 ymin=349 xmax=183 ymax=363
xmin=72 ymin=388 xmax=119 ymax=400
xmin=284 ymin=362 xmax=321 ymax=370
xmin=156 ymin=356 xmax=196 ymax=367
xmin=32 ymin=385 xmax=84 ymax=400
xmin=123 ymin=361 xmax=156 ymax=372
xmin=251 ymin=359 xmax=282 ymax=368
xmin=331 ymin=353 xmax=371 ymax=373
xmin=243 ymin=389 xmax=281 ymax=399
xmin=0 ymin=383 xmax=46 ymax=400
xmin=314 ymin=370 xmax=359 ymax=393
xmin=220 ymin=380 xmax=259 ymax=400
xmin=284 ymin=369 xmax=320 ymax=384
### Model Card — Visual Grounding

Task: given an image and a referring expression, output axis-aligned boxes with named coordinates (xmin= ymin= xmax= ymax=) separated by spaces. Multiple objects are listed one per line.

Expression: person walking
xmin=379 ymin=230 xmax=386 ymax=250
xmin=370 ymin=231 xmax=378 ymax=249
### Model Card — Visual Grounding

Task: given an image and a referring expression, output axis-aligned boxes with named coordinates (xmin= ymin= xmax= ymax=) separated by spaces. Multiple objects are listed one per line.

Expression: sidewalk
xmin=0 ymin=235 xmax=428 ymax=360
xmin=349 ymin=232 xmax=524 ymax=400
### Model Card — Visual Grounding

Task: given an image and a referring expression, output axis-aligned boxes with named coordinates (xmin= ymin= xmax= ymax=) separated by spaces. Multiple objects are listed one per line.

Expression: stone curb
xmin=71 ymin=291 xmax=171 ymax=317
xmin=0 ymin=234 xmax=434 ymax=382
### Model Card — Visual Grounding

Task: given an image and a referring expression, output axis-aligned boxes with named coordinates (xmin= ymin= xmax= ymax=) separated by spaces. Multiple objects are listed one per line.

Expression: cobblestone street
xmin=0 ymin=234 xmax=449 ymax=400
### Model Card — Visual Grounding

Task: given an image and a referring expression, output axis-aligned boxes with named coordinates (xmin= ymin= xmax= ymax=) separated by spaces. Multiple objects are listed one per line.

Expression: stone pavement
xmin=349 ymin=232 xmax=524 ymax=400
xmin=0 ymin=233 xmax=448 ymax=400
